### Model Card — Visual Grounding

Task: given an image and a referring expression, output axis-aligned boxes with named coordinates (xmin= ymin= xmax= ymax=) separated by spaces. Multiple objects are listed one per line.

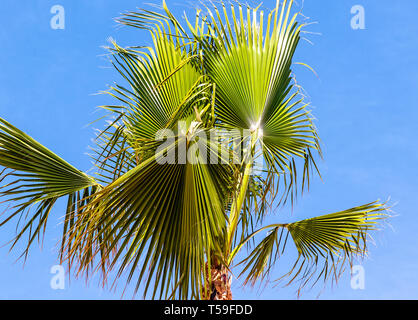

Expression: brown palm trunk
xmin=202 ymin=261 xmax=232 ymax=300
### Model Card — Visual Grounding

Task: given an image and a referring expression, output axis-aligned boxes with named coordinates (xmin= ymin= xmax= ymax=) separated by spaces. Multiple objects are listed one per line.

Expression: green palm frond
xmin=107 ymin=12 xmax=209 ymax=142
xmin=185 ymin=0 xmax=321 ymax=217
xmin=194 ymin=1 xmax=320 ymax=153
xmin=63 ymin=132 xmax=232 ymax=299
xmin=237 ymin=201 xmax=389 ymax=290
xmin=182 ymin=0 xmax=322 ymax=258
xmin=58 ymin=5 xmax=232 ymax=299
xmin=0 ymin=117 xmax=98 ymax=257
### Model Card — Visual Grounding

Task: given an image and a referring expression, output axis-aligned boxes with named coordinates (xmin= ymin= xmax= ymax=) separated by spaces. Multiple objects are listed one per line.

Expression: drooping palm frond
xmin=0 ymin=117 xmax=98 ymax=257
xmin=63 ymin=131 xmax=233 ymax=299
xmin=237 ymin=201 xmax=390 ymax=291
xmin=57 ymin=7 xmax=235 ymax=299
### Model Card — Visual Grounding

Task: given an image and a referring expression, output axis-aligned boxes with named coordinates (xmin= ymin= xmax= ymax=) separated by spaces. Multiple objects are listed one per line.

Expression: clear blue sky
xmin=0 ymin=0 xmax=417 ymax=300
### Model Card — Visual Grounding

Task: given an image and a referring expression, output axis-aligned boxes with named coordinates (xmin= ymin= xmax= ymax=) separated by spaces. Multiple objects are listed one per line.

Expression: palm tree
xmin=0 ymin=0 xmax=389 ymax=300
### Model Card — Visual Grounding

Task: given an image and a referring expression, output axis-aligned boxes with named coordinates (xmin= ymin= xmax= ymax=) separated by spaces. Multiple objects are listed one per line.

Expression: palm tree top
xmin=0 ymin=0 xmax=390 ymax=300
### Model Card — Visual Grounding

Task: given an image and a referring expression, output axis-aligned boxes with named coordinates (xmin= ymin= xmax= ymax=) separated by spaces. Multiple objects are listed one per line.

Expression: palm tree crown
xmin=0 ymin=0 xmax=389 ymax=300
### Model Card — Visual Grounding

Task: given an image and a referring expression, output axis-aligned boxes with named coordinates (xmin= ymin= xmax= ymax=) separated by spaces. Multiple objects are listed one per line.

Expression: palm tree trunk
xmin=202 ymin=262 xmax=232 ymax=300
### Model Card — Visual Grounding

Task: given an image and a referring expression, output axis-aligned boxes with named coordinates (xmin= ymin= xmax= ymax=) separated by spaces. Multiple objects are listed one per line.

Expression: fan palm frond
xmin=191 ymin=0 xmax=321 ymax=178
xmin=0 ymin=117 xmax=98 ymax=257
xmin=237 ymin=201 xmax=390 ymax=290
xmin=64 ymin=131 xmax=232 ymax=299
xmin=183 ymin=0 xmax=322 ymax=256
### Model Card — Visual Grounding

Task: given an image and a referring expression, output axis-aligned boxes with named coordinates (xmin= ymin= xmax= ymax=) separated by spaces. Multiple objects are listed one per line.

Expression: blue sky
xmin=0 ymin=0 xmax=417 ymax=299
